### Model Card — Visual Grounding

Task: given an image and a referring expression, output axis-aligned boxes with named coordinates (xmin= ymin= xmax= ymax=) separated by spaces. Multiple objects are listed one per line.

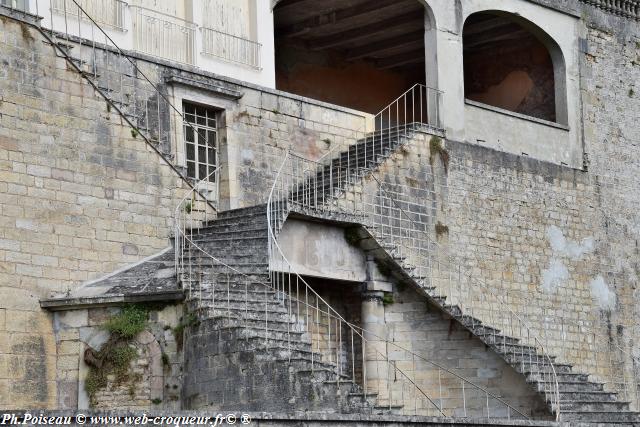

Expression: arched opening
xmin=463 ymin=11 xmax=567 ymax=124
xmin=273 ymin=0 xmax=433 ymax=114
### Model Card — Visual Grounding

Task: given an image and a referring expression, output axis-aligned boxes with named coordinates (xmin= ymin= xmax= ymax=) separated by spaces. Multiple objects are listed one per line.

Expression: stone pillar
xmin=361 ymin=255 xmax=391 ymax=399
xmin=361 ymin=290 xmax=387 ymax=397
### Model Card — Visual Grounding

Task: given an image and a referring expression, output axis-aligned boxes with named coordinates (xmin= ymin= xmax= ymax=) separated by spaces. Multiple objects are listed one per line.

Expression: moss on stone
xmin=104 ymin=305 xmax=149 ymax=339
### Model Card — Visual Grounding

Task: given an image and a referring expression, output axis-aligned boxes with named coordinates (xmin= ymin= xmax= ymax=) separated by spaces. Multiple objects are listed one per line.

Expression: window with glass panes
xmin=183 ymin=103 xmax=218 ymax=181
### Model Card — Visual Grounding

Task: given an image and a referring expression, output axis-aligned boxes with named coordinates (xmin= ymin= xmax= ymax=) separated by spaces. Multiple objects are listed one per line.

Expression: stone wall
xmin=0 ymin=16 xmax=194 ymax=409
xmin=0 ymin=10 xmax=367 ymax=409
xmin=384 ymin=284 xmax=551 ymax=419
xmin=52 ymin=304 xmax=183 ymax=411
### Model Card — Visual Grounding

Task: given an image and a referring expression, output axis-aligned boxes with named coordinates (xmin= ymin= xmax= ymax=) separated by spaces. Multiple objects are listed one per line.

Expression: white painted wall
xmin=423 ymin=0 xmax=583 ymax=168
xmin=36 ymin=0 xmax=276 ymax=88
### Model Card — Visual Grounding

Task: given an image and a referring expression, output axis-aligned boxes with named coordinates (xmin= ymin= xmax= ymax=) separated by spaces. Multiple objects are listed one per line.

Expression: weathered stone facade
xmin=0 ymin=0 xmax=639 ymax=424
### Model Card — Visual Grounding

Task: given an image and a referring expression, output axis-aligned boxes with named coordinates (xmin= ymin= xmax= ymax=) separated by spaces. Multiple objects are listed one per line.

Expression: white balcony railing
xmin=201 ymin=27 xmax=261 ymax=69
xmin=50 ymin=0 xmax=126 ymax=30
xmin=130 ymin=6 xmax=196 ymax=65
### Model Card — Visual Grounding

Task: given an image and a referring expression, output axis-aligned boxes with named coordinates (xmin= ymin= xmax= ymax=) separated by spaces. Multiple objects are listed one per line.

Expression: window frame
xmin=182 ymin=102 xmax=219 ymax=183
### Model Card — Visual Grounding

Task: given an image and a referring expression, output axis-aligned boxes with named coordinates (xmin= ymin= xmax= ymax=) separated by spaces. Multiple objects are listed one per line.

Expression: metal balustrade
xmin=50 ymin=0 xmax=125 ymax=30
xmin=263 ymin=79 xmax=559 ymax=420
xmin=2 ymin=0 xmax=636 ymax=418
xmin=130 ymin=6 xmax=196 ymax=65
xmin=267 ymin=148 xmax=560 ymax=419
xmin=201 ymin=27 xmax=261 ymax=69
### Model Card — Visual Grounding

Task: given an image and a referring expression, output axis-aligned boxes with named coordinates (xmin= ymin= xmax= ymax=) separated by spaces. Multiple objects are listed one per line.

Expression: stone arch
xmin=79 ymin=329 xmax=163 ymax=410
xmin=462 ymin=10 xmax=568 ymax=124
xmin=418 ymin=0 xmax=439 ymax=90
xmin=272 ymin=0 xmax=435 ymax=113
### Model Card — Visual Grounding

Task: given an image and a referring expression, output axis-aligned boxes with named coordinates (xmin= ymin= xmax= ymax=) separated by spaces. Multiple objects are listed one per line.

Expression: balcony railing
xmin=201 ymin=27 xmax=261 ymax=69
xmin=130 ymin=6 xmax=196 ymax=65
xmin=50 ymin=0 xmax=126 ymax=30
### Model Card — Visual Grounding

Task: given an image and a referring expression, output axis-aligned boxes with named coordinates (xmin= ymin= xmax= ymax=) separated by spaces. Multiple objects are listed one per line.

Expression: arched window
xmin=463 ymin=11 xmax=567 ymax=124
xmin=272 ymin=0 xmax=434 ymax=113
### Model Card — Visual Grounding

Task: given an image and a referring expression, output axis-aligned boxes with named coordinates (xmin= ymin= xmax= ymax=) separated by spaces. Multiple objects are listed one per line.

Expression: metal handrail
xmin=200 ymin=26 xmax=261 ymax=69
xmin=128 ymin=5 xmax=196 ymax=26
xmin=40 ymin=0 xmax=217 ymax=212
xmin=278 ymin=86 xmax=560 ymax=416
xmin=366 ymin=171 xmax=561 ymax=420
xmin=266 ymin=149 xmax=535 ymax=419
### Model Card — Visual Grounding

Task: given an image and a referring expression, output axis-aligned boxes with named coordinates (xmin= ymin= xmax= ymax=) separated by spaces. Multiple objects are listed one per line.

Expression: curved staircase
xmin=179 ymin=206 xmax=394 ymax=414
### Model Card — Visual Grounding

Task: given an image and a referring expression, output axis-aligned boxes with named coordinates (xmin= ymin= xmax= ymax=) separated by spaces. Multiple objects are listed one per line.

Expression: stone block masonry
xmin=0 ymin=18 xmax=191 ymax=409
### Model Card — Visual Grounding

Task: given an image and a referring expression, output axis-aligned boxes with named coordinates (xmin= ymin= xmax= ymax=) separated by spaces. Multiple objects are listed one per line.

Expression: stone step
xmin=503 ymin=353 xmax=557 ymax=367
xmin=182 ymin=252 xmax=268 ymax=264
xmin=230 ymin=335 xmax=317 ymax=357
xmin=189 ymin=235 xmax=268 ymax=246
xmin=200 ymin=313 xmax=304 ymax=333
xmin=550 ymin=381 xmax=604 ymax=392
xmin=201 ymin=300 xmax=290 ymax=316
xmin=217 ymin=324 xmax=310 ymax=342
xmin=182 ymin=271 xmax=270 ymax=283
xmin=560 ymin=400 xmax=630 ymax=412
xmin=520 ymin=362 xmax=574 ymax=375
xmin=181 ymin=261 xmax=268 ymax=274
xmin=557 ymin=390 xmax=618 ymax=402
xmin=193 ymin=220 xmax=268 ymax=234
xmin=200 ymin=306 xmax=293 ymax=324
xmin=474 ymin=331 xmax=521 ymax=345
xmin=561 ymin=410 xmax=640 ymax=423
xmin=216 ymin=205 xmax=268 ymax=219
xmin=190 ymin=227 xmax=268 ymax=239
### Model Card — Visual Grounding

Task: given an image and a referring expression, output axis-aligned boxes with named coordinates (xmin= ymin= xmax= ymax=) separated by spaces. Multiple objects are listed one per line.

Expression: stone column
xmin=361 ymin=290 xmax=387 ymax=397
xmin=361 ymin=255 xmax=391 ymax=399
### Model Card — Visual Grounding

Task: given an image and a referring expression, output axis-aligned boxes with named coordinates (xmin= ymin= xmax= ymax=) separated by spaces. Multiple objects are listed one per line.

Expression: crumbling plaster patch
xmin=589 ymin=275 xmax=616 ymax=310
xmin=541 ymin=225 xmax=615 ymax=311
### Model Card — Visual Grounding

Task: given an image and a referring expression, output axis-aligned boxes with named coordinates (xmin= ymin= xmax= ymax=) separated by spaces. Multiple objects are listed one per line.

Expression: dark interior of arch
xmin=273 ymin=0 xmax=426 ymax=114
xmin=463 ymin=12 xmax=556 ymax=122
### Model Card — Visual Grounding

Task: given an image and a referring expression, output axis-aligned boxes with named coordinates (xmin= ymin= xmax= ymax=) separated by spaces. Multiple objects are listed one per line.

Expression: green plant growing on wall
xmin=84 ymin=305 xmax=149 ymax=406
xmin=322 ymin=138 xmax=332 ymax=147
xmin=130 ymin=128 xmax=139 ymax=139
xmin=184 ymin=201 xmax=192 ymax=214
xmin=382 ymin=292 xmax=394 ymax=306
xmin=161 ymin=352 xmax=170 ymax=367
xmin=104 ymin=305 xmax=149 ymax=339
xmin=629 ymin=88 xmax=635 ymax=98
xmin=429 ymin=136 xmax=450 ymax=173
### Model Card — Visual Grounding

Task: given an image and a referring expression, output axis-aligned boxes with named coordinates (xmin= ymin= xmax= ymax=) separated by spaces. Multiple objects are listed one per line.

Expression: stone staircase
xmin=180 ymin=206 xmax=393 ymax=414
xmin=291 ymin=123 xmax=433 ymax=206
xmin=291 ymin=126 xmax=640 ymax=425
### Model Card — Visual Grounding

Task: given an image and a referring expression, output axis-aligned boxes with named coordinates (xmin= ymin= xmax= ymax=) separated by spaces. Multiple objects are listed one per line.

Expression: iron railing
xmin=130 ymin=6 xmax=196 ymax=65
xmin=267 ymin=147 xmax=562 ymax=419
xmin=50 ymin=0 xmax=126 ymax=30
xmin=3 ymin=0 xmax=633 ymax=417
xmin=201 ymin=27 xmax=261 ymax=69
